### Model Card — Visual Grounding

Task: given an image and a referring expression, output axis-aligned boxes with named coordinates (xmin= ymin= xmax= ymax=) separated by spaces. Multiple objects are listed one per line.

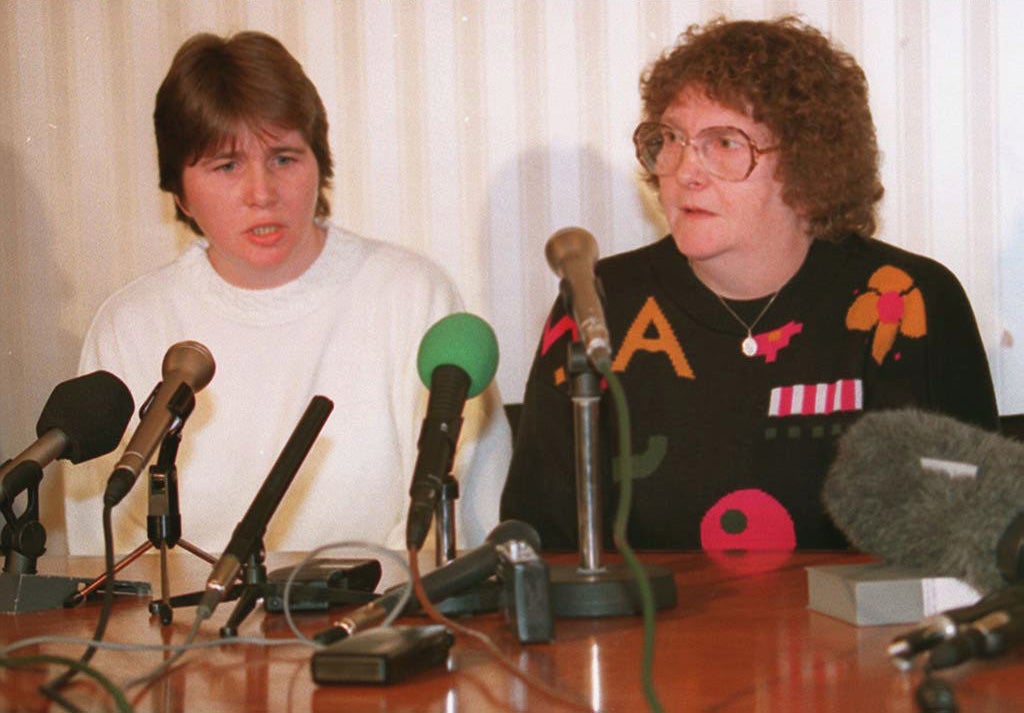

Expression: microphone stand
xmin=434 ymin=477 xmax=458 ymax=565
xmin=0 ymin=462 xmax=109 ymax=613
xmin=145 ymin=431 xmax=218 ymax=623
xmin=68 ymin=379 xmax=203 ymax=610
xmin=155 ymin=533 xmax=378 ymax=637
xmin=67 ymin=432 xmax=210 ymax=617
xmin=429 ymin=475 xmax=501 ymax=615
xmin=214 ymin=543 xmax=269 ymax=637
xmin=546 ymin=342 xmax=677 ymax=617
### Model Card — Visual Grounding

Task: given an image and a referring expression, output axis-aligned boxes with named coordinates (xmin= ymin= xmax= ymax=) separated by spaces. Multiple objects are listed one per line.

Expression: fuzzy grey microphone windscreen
xmin=823 ymin=409 xmax=1024 ymax=594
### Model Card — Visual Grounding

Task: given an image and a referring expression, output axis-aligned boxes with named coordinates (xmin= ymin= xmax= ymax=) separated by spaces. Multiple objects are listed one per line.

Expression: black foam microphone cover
xmin=824 ymin=408 xmax=1024 ymax=594
xmin=35 ymin=370 xmax=135 ymax=463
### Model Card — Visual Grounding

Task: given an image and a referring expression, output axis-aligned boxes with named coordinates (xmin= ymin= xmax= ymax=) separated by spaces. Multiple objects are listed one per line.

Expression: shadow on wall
xmin=0 ymin=142 xmax=81 ymax=556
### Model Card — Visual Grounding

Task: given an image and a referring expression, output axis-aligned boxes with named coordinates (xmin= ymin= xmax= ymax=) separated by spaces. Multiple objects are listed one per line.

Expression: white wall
xmin=2 ymin=0 xmax=1022 ymax=555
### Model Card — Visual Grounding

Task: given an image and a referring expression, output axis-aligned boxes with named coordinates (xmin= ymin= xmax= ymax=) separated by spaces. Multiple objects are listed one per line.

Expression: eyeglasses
xmin=632 ymin=122 xmax=778 ymax=182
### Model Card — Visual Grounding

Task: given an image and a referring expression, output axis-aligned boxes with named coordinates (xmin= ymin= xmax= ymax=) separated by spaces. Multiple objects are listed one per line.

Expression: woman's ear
xmin=174 ymin=193 xmax=192 ymax=218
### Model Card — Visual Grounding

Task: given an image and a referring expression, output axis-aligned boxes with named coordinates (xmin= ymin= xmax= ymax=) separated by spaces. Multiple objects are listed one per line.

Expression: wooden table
xmin=1 ymin=550 xmax=1022 ymax=712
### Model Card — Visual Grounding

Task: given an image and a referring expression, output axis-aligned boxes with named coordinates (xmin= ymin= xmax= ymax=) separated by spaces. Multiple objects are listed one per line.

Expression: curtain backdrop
xmin=2 ymin=0 xmax=1021 ymax=554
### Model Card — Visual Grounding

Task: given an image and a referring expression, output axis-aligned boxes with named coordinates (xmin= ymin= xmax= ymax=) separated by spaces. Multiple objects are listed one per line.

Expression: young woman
xmin=67 ymin=32 xmax=510 ymax=555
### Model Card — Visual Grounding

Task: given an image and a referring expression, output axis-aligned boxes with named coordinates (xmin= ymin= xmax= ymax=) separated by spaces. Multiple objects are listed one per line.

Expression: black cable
xmin=915 ymin=666 xmax=959 ymax=713
xmin=39 ymin=503 xmax=120 ymax=704
xmin=0 ymin=654 xmax=132 ymax=712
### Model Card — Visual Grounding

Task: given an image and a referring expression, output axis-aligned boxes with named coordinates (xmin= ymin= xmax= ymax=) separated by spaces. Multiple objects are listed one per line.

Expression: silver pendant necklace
xmin=713 ymin=290 xmax=781 ymax=357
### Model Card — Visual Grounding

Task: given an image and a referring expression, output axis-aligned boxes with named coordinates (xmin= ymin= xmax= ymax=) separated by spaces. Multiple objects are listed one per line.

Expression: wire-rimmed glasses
xmin=632 ymin=122 xmax=778 ymax=182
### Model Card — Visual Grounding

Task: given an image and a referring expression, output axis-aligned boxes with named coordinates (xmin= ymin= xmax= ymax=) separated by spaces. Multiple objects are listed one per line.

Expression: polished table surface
xmin=2 ymin=549 xmax=1022 ymax=712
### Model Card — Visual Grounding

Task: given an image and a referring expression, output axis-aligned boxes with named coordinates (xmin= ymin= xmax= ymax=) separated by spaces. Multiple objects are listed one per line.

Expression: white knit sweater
xmin=65 ymin=224 xmax=511 ymax=555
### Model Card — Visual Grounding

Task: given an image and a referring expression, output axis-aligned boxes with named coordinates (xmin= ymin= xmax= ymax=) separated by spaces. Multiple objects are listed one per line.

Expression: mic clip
xmin=139 ymin=381 xmax=197 ymax=439
xmin=557 ymin=276 xmax=612 ymax=366
xmin=1 ymin=461 xmax=47 ymax=573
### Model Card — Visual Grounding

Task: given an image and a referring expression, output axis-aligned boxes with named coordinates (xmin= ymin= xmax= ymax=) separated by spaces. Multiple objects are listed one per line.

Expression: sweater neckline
xmin=646 ymin=234 xmax=845 ymax=335
xmin=189 ymin=223 xmax=356 ymax=325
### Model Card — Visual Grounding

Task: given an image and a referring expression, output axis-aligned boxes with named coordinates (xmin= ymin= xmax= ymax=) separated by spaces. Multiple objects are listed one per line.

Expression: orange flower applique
xmin=846 ymin=265 xmax=927 ymax=364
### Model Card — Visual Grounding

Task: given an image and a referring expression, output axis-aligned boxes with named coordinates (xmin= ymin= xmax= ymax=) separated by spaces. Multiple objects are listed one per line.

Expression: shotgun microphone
xmin=196 ymin=395 xmax=334 ymax=620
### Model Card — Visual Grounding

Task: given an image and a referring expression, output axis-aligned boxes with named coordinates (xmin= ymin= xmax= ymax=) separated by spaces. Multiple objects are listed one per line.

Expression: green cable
xmin=0 ymin=654 xmax=133 ymax=712
xmin=599 ymin=364 xmax=664 ymax=713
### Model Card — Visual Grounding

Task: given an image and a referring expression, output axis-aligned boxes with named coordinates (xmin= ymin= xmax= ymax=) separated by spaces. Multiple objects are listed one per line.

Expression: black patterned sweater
xmin=500 ymin=234 xmax=999 ymax=553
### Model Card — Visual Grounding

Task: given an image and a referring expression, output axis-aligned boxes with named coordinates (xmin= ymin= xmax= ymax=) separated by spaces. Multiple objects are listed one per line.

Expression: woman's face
xmin=656 ymin=88 xmax=807 ymax=294
xmin=177 ymin=124 xmax=325 ymax=289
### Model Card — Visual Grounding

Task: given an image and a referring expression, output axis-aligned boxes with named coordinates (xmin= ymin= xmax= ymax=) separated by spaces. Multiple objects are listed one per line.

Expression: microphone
xmin=0 ymin=371 xmax=134 ymax=503
xmin=103 ymin=341 xmax=215 ymax=507
xmin=928 ymin=601 xmax=1024 ymax=669
xmin=887 ymin=584 xmax=1024 ymax=667
xmin=196 ymin=395 xmax=333 ymax=620
xmin=823 ymin=408 xmax=1024 ymax=595
xmin=405 ymin=312 xmax=499 ymax=551
xmin=545 ymin=226 xmax=612 ymax=368
xmin=315 ymin=519 xmax=540 ymax=644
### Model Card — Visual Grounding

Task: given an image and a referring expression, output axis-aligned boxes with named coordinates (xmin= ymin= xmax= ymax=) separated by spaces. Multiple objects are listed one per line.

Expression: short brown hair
xmin=639 ymin=17 xmax=883 ymax=241
xmin=154 ymin=32 xmax=333 ymax=235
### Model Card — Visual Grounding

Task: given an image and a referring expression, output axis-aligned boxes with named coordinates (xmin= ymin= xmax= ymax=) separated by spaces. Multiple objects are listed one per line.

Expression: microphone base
xmin=432 ymin=577 xmax=502 ymax=616
xmin=0 ymin=571 xmax=151 ymax=614
xmin=548 ymin=562 xmax=677 ymax=618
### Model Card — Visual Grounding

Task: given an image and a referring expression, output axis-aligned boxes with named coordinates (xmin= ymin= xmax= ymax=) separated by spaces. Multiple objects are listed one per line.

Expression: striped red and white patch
xmin=768 ymin=379 xmax=863 ymax=417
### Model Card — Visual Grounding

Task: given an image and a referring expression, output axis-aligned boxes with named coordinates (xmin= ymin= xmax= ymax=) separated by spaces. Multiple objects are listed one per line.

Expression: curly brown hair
xmin=154 ymin=32 xmax=334 ymax=236
xmin=639 ymin=16 xmax=883 ymax=241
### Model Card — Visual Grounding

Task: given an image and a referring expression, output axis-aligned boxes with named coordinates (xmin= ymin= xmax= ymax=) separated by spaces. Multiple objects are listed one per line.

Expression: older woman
xmin=501 ymin=17 xmax=998 ymax=552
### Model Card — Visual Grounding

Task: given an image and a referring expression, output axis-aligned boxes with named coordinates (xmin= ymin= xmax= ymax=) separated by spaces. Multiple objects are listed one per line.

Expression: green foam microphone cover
xmin=416 ymin=312 xmax=499 ymax=398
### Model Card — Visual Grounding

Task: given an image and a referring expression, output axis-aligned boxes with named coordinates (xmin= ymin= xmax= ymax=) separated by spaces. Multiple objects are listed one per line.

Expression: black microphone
xmin=823 ymin=408 xmax=1024 ymax=595
xmin=887 ymin=584 xmax=1024 ymax=667
xmin=405 ymin=313 xmax=499 ymax=551
xmin=196 ymin=395 xmax=333 ymax=620
xmin=0 ymin=371 xmax=134 ymax=503
xmin=103 ymin=341 xmax=215 ymax=507
xmin=315 ymin=519 xmax=540 ymax=644
xmin=929 ymin=600 xmax=1024 ymax=669
xmin=545 ymin=226 xmax=612 ymax=369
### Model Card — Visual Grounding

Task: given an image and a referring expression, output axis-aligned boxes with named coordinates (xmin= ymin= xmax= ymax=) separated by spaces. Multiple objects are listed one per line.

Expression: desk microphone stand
xmin=67 ymin=431 xmax=207 ymax=621
xmin=140 ymin=537 xmax=275 ymax=636
xmin=0 ymin=462 xmax=114 ymax=613
xmin=548 ymin=343 xmax=677 ymax=617
xmin=430 ymin=475 xmax=501 ymax=615
xmin=170 ymin=535 xmax=379 ymax=637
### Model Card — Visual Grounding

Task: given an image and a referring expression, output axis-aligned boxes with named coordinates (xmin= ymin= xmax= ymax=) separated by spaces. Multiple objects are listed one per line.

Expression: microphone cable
xmin=3 ymin=545 xmax=405 ymax=710
xmin=0 ymin=653 xmax=131 ymax=713
xmin=915 ymin=665 xmax=960 ymax=713
xmin=598 ymin=364 xmax=663 ymax=713
xmin=280 ymin=541 xmax=413 ymax=646
xmin=38 ymin=501 xmax=122 ymax=709
xmin=405 ymin=544 xmax=597 ymax=712
xmin=123 ymin=604 xmax=203 ymax=691
xmin=129 ymin=541 xmax=410 ymax=690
